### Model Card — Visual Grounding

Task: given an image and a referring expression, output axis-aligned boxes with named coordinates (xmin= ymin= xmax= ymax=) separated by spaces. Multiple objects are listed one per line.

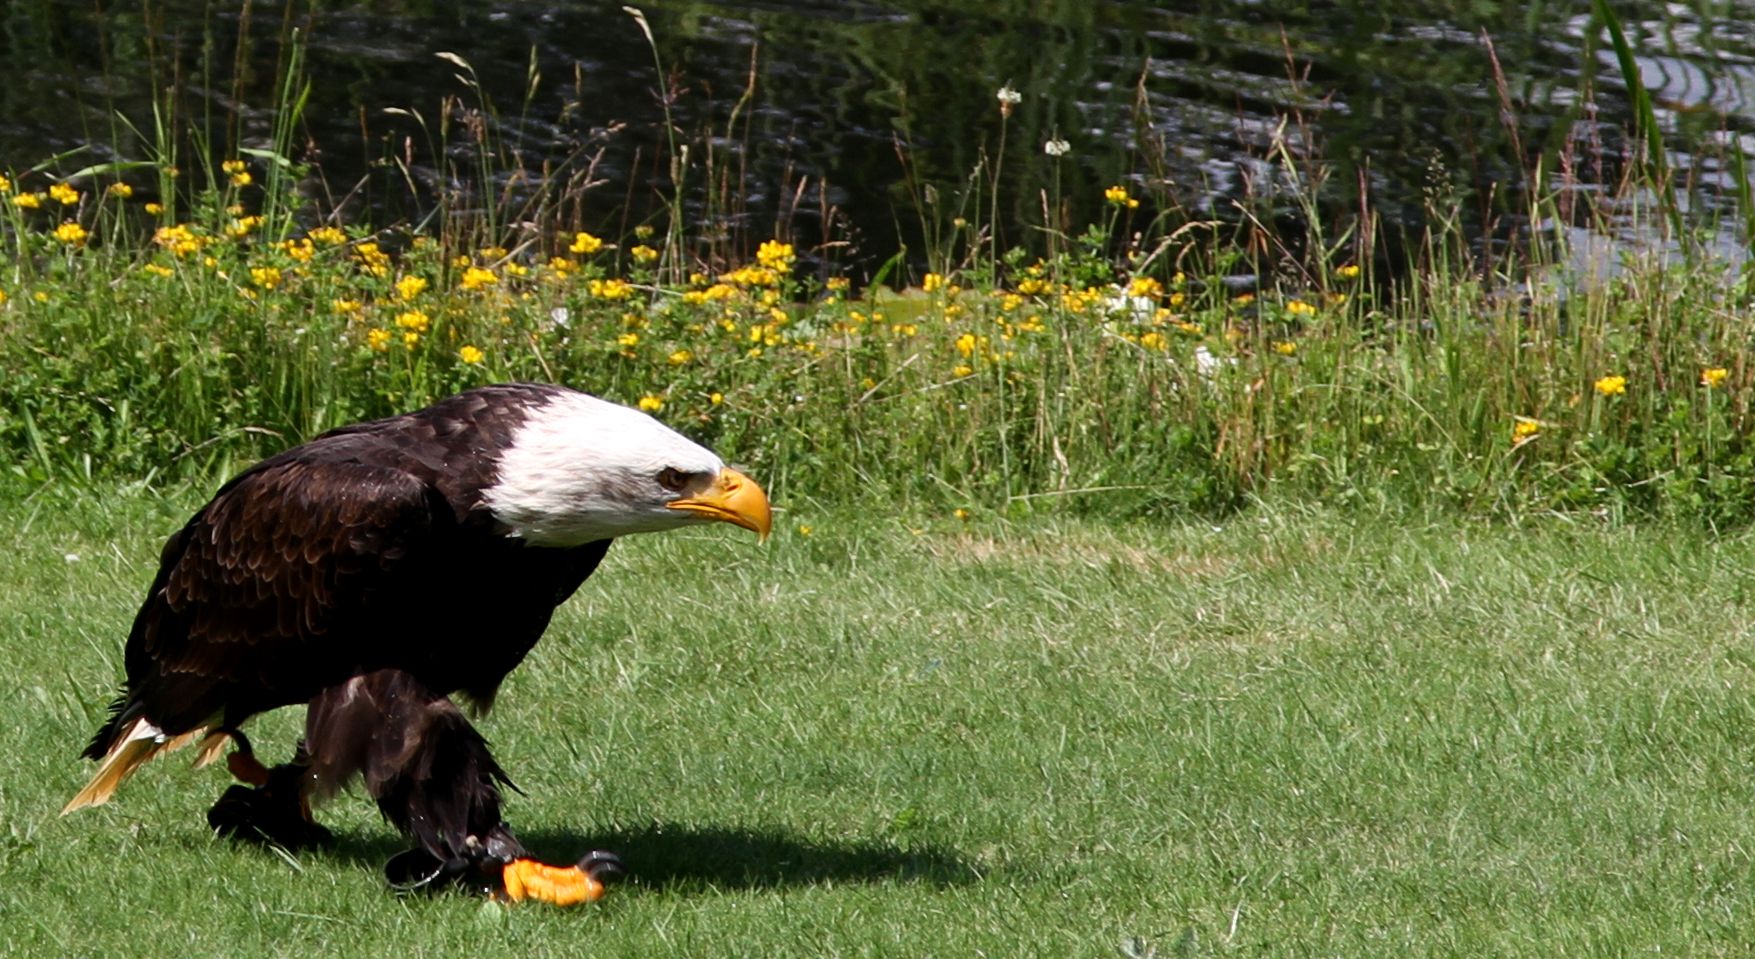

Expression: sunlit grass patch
xmin=8 ymin=493 xmax=1755 ymax=955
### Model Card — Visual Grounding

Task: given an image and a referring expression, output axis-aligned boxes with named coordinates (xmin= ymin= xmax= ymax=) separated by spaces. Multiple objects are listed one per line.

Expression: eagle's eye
xmin=656 ymin=467 xmax=690 ymax=492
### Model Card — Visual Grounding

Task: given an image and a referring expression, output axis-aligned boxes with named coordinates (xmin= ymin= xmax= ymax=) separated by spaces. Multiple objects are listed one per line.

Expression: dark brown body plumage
xmin=79 ymin=384 xmax=611 ymax=869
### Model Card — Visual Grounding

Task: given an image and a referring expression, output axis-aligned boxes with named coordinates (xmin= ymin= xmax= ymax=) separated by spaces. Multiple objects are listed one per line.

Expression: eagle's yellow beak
xmin=667 ymin=467 xmax=771 ymax=540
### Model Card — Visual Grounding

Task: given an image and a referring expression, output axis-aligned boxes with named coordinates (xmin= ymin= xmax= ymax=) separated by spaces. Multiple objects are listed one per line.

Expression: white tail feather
xmin=62 ymin=717 xmax=213 ymax=814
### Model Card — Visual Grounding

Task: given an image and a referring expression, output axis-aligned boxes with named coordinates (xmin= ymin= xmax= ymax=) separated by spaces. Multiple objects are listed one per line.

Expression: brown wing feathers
xmin=66 ymin=384 xmax=610 ymax=818
xmin=73 ymin=455 xmax=447 ymax=803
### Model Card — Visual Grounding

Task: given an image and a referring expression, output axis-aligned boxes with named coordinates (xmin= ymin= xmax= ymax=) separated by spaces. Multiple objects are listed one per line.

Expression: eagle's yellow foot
xmin=500 ymin=858 xmax=606 ymax=905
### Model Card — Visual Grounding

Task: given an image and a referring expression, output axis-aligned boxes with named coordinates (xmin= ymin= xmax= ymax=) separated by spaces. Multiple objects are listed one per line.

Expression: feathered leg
xmin=302 ymin=669 xmax=622 ymax=903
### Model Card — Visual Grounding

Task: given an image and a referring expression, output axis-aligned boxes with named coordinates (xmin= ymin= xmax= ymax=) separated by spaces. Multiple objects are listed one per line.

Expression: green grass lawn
xmin=3 ymin=490 xmax=1754 ymax=956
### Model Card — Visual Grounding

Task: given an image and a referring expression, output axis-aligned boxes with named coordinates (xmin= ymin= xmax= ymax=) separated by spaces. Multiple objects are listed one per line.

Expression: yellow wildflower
xmin=588 ymin=278 xmax=632 ymax=299
xmin=52 ymin=222 xmax=87 ymax=246
xmin=796 ymin=524 xmax=814 ymax=538
xmin=332 ymin=298 xmax=363 ymax=315
xmin=953 ymin=508 xmax=970 ymax=521
xmin=366 ymin=328 xmax=392 ymax=352
xmin=394 ymin=310 xmax=431 ymax=333
xmin=952 ymin=364 xmax=974 ymax=377
xmin=1285 ymin=299 xmax=1317 ymax=316
xmin=221 ymin=159 xmax=247 ymax=176
xmin=1060 ymin=288 xmax=1102 ymax=314
xmin=279 ymin=238 xmax=315 ymax=262
xmin=459 ymin=266 xmax=498 ymax=292
xmin=13 ymin=192 xmax=44 ymax=209
xmin=356 ymin=242 xmax=391 ymax=276
xmin=721 ymin=265 xmax=779 ymax=287
xmin=630 ymin=245 xmax=659 ymax=264
xmin=402 ymin=330 xmax=421 ymax=347
xmin=617 ymin=332 xmax=640 ymax=347
xmin=709 ymin=392 xmax=724 ymax=406
xmin=0 ymin=173 xmax=9 ymax=192
xmin=108 ymin=182 xmax=133 ymax=199
xmin=1512 ymin=417 xmax=1541 ymax=443
xmin=48 ymin=183 xmax=79 ymax=206
xmin=954 ymin=333 xmax=978 ymax=358
xmin=668 ymin=349 xmax=693 ymax=365
xmin=1336 ymin=263 xmax=1361 ymax=279
xmin=142 ymin=263 xmax=174 ymax=278
xmin=249 ymin=266 xmax=282 ymax=289
xmin=756 ymin=239 xmax=794 ymax=270
xmin=458 ymin=345 xmax=486 ymax=365
xmin=1127 ymin=276 xmax=1163 ymax=298
xmin=1594 ymin=374 xmax=1627 ymax=397
xmin=308 ymin=226 xmax=348 ymax=245
xmin=1104 ymin=185 xmax=1140 ymax=209
xmin=1273 ymin=341 xmax=1297 ymax=355
xmin=1702 ymin=367 xmax=1729 ymax=389
xmin=396 ymin=275 xmax=429 ymax=301
xmin=226 ymin=215 xmax=264 ymax=238
xmin=638 ymin=394 xmax=664 ymax=412
xmin=825 ymin=277 xmax=850 ymax=292
xmin=569 ymin=231 xmax=604 ymax=255
xmin=923 ymin=273 xmax=945 ymax=293
xmin=1139 ymin=331 xmax=1167 ymax=351
xmin=230 ymin=171 xmax=252 ymax=187
xmin=478 ymin=246 xmax=508 ymax=262
xmin=144 ymin=202 xmax=164 ymax=216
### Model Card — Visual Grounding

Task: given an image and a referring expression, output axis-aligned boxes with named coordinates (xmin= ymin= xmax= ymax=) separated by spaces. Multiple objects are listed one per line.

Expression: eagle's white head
xmin=482 ymin=389 xmax=771 ymax=547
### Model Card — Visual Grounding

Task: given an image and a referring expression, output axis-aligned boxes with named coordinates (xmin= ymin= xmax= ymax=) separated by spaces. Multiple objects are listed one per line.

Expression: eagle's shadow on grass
xmin=321 ymin=823 xmax=977 ymax=892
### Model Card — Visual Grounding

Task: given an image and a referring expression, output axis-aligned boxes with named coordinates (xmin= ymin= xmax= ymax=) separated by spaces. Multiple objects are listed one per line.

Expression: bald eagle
xmin=63 ymin=383 xmax=771 ymax=904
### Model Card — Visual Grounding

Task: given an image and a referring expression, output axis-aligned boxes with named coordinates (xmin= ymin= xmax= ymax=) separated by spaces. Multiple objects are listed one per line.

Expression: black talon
xmin=384 ymin=829 xmax=521 ymax=896
xmin=578 ymin=849 xmax=627 ymax=884
xmin=384 ymin=848 xmax=456 ymax=893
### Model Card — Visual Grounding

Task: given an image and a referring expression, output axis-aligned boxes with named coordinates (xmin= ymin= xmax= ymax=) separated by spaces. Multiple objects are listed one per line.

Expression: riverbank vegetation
xmin=1 ymin=9 xmax=1751 ymax=526
xmin=8 ymin=8 xmax=1755 ymax=956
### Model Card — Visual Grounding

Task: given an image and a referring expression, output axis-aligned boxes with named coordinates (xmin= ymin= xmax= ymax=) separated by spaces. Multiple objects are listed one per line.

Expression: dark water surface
xmin=1 ymin=0 xmax=1749 ymax=274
